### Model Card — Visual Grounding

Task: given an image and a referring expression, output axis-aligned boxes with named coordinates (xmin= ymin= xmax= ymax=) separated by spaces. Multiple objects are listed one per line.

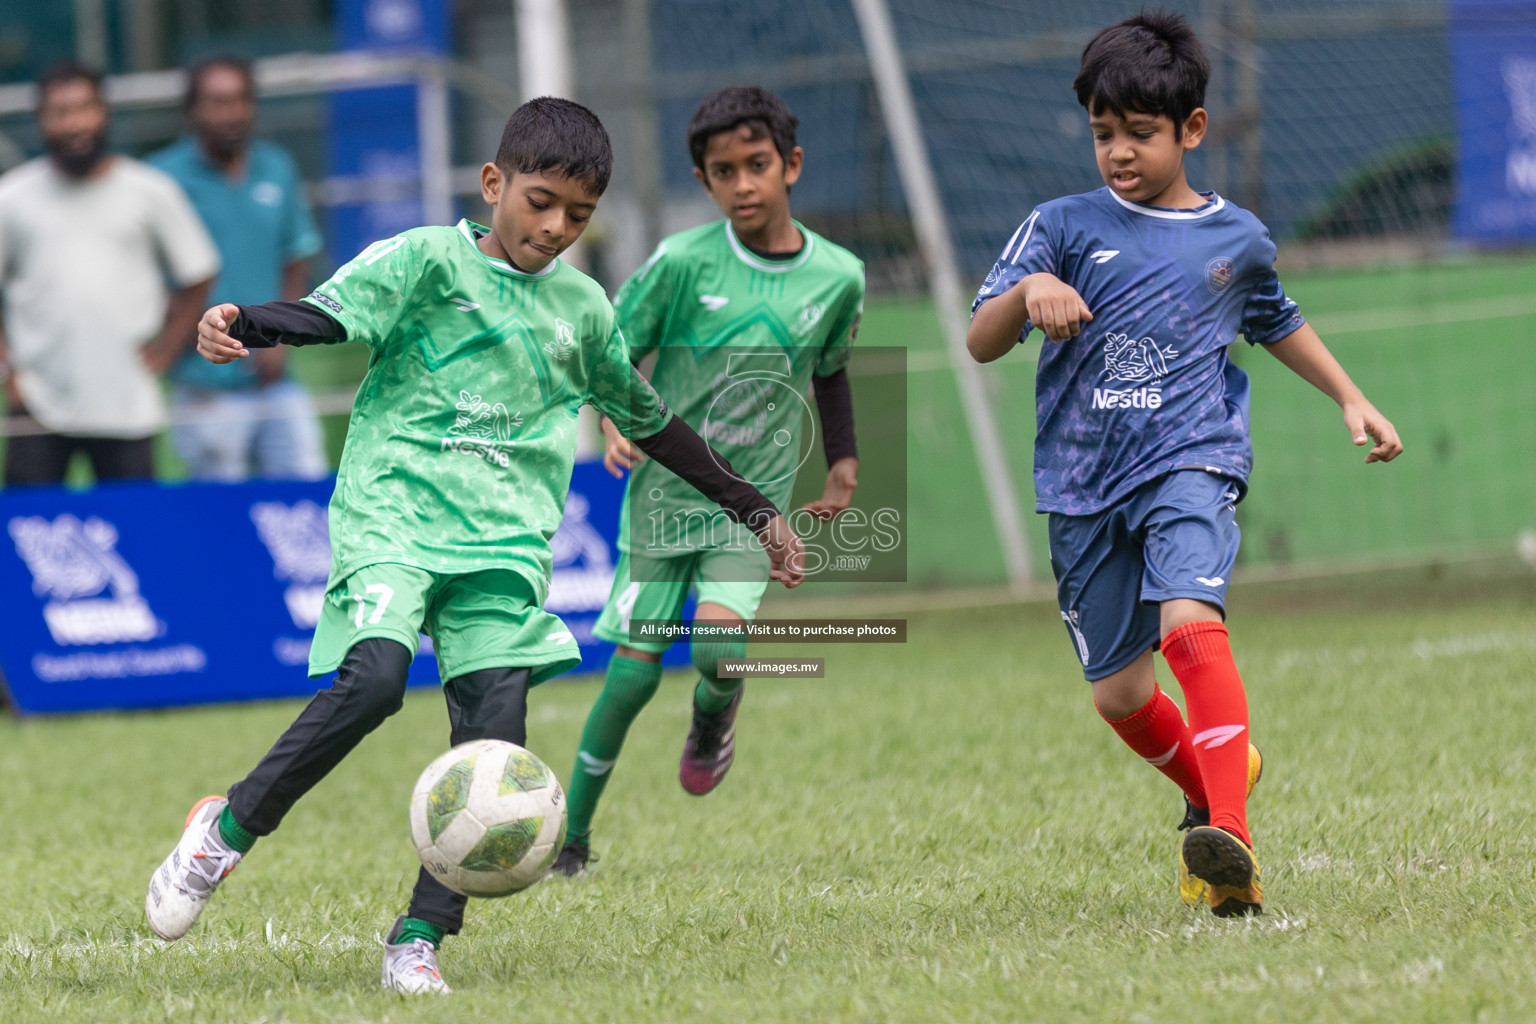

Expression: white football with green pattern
xmin=409 ymin=739 xmax=567 ymax=898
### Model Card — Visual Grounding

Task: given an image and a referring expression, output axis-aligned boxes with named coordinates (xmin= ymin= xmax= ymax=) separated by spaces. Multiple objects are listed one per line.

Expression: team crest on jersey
xmin=1095 ymin=332 xmax=1179 ymax=411
xmin=544 ymin=318 xmax=577 ymax=361
xmin=1206 ymin=257 xmax=1235 ymax=295
xmin=442 ymin=390 xmax=521 ymax=467
xmin=791 ymin=302 xmax=825 ymax=338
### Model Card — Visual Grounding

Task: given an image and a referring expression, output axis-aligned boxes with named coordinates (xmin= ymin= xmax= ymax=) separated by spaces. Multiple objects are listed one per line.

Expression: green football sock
xmin=217 ymin=804 xmax=257 ymax=854
xmin=691 ymin=630 xmax=747 ymax=714
xmin=693 ymin=676 xmax=741 ymax=713
xmin=394 ymin=917 xmax=445 ymax=949
xmin=565 ymin=654 xmax=663 ymax=838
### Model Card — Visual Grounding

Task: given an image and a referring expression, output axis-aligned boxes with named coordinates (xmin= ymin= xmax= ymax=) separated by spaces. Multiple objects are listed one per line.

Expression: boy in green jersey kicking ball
xmin=552 ymin=87 xmax=865 ymax=875
xmin=144 ymin=98 xmax=805 ymax=994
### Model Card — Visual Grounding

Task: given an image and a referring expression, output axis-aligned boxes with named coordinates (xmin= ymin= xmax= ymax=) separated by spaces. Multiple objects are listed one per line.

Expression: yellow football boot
xmin=1181 ymin=825 xmax=1263 ymax=917
xmin=1177 ymin=743 xmax=1262 ymax=909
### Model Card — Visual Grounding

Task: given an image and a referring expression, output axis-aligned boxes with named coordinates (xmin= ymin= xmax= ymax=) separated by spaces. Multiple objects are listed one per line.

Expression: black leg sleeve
xmin=405 ymin=666 xmax=532 ymax=935
xmin=227 ymin=638 xmax=413 ymax=836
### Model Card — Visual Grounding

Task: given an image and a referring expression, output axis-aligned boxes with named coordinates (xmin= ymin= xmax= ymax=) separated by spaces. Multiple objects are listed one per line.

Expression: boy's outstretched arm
xmin=196 ymin=300 xmax=346 ymax=364
xmin=1264 ymin=323 xmax=1403 ymax=463
xmin=804 ymin=368 xmax=858 ymax=519
xmin=630 ymin=417 xmax=806 ymax=587
xmin=967 ymin=273 xmax=1093 ymax=362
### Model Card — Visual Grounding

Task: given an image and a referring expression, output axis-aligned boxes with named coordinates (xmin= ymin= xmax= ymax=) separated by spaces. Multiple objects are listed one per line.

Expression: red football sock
xmin=1162 ymin=620 xmax=1250 ymax=846
xmin=1098 ymin=684 xmax=1207 ymax=809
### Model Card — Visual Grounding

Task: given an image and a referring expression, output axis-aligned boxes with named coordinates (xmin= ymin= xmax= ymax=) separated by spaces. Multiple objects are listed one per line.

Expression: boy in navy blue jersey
xmin=968 ymin=11 xmax=1402 ymax=917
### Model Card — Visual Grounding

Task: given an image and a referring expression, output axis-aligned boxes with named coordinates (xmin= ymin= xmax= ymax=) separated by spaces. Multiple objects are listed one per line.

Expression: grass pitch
xmin=2 ymin=567 xmax=1535 ymax=1022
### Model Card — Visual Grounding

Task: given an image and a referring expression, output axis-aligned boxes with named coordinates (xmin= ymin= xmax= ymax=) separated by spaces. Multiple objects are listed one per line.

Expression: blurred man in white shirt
xmin=0 ymin=61 xmax=219 ymax=485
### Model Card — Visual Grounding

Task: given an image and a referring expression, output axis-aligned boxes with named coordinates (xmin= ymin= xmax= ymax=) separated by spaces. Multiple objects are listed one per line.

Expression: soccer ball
xmin=409 ymin=739 xmax=567 ymax=898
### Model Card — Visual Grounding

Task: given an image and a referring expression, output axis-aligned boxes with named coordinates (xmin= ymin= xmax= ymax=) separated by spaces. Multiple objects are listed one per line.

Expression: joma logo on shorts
xmin=1092 ymin=387 xmax=1163 ymax=410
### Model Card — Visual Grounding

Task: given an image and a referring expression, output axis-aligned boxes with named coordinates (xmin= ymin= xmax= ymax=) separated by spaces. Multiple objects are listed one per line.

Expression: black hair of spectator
xmin=36 ymin=60 xmax=104 ymax=107
xmin=185 ymin=55 xmax=255 ymax=110
xmin=1073 ymin=10 xmax=1210 ymax=138
xmin=687 ymin=86 xmax=799 ymax=173
xmin=495 ymin=97 xmax=612 ymax=195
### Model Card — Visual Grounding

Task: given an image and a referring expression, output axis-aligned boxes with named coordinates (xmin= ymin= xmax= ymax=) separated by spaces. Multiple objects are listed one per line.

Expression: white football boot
xmin=381 ymin=917 xmax=452 ymax=994
xmin=146 ymin=795 xmax=243 ymax=941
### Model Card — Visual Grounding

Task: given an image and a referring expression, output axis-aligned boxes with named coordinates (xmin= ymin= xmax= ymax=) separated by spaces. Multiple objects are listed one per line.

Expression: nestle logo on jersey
xmin=1093 ymin=386 xmax=1163 ymax=410
xmin=441 ymin=390 xmax=521 ymax=468
xmin=705 ymin=421 xmax=764 ymax=446
xmin=1094 ymin=332 xmax=1178 ymax=413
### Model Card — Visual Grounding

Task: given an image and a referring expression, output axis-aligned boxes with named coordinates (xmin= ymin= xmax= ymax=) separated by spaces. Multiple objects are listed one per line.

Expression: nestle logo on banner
xmin=249 ymin=500 xmax=332 ymax=630
xmin=545 ymin=492 xmax=613 ymax=614
xmin=7 ymin=515 xmax=163 ymax=646
xmin=1504 ymin=58 xmax=1536 ymax=196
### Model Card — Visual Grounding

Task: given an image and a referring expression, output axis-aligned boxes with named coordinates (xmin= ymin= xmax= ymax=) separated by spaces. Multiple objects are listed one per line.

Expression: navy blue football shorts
xmin=1048 ymin=469 xmax=1242 ymax=682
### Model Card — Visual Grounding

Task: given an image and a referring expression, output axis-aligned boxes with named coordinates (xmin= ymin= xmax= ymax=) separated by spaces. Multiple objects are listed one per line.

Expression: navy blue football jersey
xmin=972 ymin=187 xmax=1305 ymax=516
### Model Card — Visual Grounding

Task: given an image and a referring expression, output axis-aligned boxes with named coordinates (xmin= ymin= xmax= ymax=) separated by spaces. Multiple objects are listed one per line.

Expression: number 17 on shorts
xmin=307 ymin=564 xmax=436 ymax=678
xmin=352 ymin=582 xmax=395 ymax=628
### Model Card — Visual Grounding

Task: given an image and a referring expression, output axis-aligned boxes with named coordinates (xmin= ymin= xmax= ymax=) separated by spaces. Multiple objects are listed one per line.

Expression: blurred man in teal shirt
xmin=150 ymin=56 xmax=327 ymax=481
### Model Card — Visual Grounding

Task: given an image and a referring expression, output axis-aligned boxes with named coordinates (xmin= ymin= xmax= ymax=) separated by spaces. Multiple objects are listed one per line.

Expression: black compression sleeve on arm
xmin=228 ymin=301 xmax=347 ymax=349
xmin=813 ymin=368 xmax=857 ymax=465
xmin=631 ymin=417 xmax=781 ymax=533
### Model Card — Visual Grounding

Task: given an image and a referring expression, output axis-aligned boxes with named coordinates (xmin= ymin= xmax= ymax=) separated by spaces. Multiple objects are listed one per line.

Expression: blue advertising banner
xmin=0 ymin=463 xmax=686 ymax=716
xmin=326 ymin=0 xmax=452 ymax=265
xmin=1452 ymin=0 xmax=1536 ymax=244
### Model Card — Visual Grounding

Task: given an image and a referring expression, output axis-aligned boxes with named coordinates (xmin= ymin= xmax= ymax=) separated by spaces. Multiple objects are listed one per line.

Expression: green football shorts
xmin=308 ymin=562 xmax=581 ymax=684
xmin=592 ymin=546 xmax=770 ymax=654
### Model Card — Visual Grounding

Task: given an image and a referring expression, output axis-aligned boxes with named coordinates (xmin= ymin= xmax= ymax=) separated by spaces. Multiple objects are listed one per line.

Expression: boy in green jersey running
xmin=553 ymin=87 xmax=865 ymax=875
xmin=144 ymin=98 xmax=804 ymax=994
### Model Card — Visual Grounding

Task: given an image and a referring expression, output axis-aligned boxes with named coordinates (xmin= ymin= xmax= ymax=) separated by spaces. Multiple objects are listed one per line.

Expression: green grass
xmin=3 ymin=569 xmax=1536 ymax=1022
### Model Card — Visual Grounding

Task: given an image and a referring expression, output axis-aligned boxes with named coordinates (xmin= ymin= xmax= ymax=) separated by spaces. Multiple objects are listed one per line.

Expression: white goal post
xmin=849 ymin=0 xmax=1034 ymax=589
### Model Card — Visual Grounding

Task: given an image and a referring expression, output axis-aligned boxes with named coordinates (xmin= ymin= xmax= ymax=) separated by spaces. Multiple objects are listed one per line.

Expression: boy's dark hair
xmin=36 ymin=60 xmax=104 ymax=107
xmin=495 ymin=96 xmax=613 ymax=195
xmin=1073 ymin=10 xmax=1209 ymax=138
xmin=184 ymin=55 xmax=255 ymax=110
xmin=686 ymin=86 xmax=798 ymax=173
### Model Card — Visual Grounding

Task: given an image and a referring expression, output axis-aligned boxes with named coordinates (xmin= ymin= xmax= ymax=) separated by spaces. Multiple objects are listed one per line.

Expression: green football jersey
xmin=615 ymin=220 xmax=864 ymax=554
xmin=302 ymin=219 xmax=671 ymax=599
